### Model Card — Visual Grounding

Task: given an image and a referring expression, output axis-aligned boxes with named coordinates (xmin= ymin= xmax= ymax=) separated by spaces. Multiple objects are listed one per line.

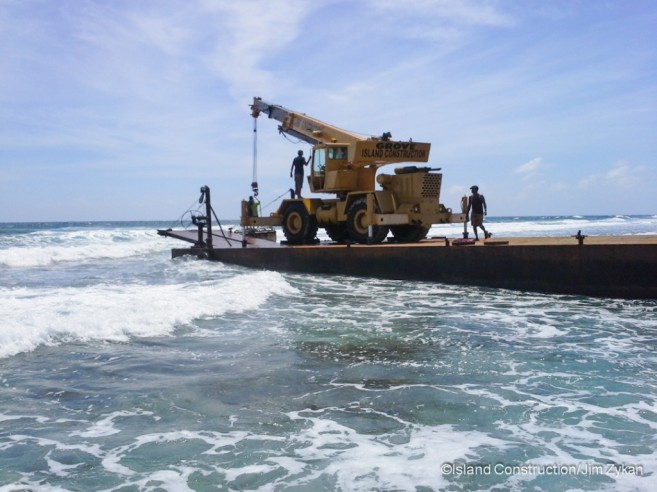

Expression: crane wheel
xmin=282 ymin=202 xmax=317 ymax=244
xmin=391 ymin=225 xmax=430 ymax=243
xmin=346 ymin=197 xmax=389 ymax=244
xmin=325 ymin=224 xmax=348 ymax=243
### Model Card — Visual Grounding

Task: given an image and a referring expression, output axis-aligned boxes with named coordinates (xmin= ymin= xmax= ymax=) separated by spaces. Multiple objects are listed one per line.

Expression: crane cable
xmin=250 ymin=114 xmax=290 ymax=215
xmin=251 ymin=116 xmax=259 ymax=197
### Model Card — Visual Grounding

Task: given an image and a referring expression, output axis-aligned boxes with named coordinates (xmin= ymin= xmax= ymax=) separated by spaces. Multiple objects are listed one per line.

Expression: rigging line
xmin=167 ymin=198 xmax=202 ymax=230
xmin=281 ymin=133 xmax=306 ymax=145
xmin=209 ymin=205 xmax=232 ymax=247
xmin=251 ymin=115 xmax=259 ymax=197
xmin=261 ymin=189 xmax=293 ymax=211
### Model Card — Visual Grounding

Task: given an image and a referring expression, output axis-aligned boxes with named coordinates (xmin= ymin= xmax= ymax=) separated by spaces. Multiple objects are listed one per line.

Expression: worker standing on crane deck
xmin=290 ymin=150 xmax=309 ymax=198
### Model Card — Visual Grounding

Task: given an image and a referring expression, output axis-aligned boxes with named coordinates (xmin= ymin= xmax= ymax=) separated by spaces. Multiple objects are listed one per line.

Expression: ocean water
xmin=1 ymin=215 xmax=656 ymax=491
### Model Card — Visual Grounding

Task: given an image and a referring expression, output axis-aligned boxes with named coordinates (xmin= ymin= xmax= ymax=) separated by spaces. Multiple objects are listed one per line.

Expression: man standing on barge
xmin=290 ymin=150 xmax=309 ymax=198
xmin=467 ymin=185 xmax=491 ymax=241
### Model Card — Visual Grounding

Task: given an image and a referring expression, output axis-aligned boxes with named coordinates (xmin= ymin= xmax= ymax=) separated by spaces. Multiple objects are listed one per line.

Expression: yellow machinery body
xmin=242 ymin=98 xmax=466 ymax=244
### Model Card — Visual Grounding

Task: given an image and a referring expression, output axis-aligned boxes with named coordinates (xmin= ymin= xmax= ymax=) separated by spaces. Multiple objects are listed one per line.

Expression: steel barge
xmin=158 ymin=216 xmax=657 ymax=300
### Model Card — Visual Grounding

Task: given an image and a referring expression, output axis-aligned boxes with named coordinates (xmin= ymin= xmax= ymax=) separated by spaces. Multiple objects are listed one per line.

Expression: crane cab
xmin=310 ymin=144 xmax=379 ymax=194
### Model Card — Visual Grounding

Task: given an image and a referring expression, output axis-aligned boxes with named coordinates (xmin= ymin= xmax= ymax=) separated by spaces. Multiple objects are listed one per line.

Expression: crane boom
xmin=250 ymin=97 xmax=430 ymax=169
xmin=251 ymin=97 xmax=365 ymax=146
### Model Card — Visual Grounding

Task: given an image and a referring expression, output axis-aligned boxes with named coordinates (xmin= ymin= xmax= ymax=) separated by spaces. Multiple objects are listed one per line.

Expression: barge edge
xmin=165 ymin=234 xmax=657 ymax=300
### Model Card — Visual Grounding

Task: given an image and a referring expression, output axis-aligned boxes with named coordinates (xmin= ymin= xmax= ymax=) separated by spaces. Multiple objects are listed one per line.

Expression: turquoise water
xmin=1 ymin=216 xmax=656 ymax=491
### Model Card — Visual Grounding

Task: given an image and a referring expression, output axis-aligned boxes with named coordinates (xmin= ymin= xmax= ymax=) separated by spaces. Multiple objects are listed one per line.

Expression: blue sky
xmin=1 ymin=0 xmax=655 ymax=221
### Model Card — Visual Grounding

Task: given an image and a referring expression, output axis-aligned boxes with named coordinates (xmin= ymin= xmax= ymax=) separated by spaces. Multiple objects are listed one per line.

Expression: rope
xmin=166 ymin=198 xmax=204 ymax=230
xmin=209 ymin=205 xmax=232 ymax=247
xmin=261 ymin=189 xmax=293 ymax=212
xmin=281 ymin=133 xmax=306 ymax=145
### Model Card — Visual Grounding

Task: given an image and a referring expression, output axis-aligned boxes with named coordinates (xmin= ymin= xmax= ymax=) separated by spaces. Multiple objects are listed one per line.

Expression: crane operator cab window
xmin=312 ymin=148 xmax=326 ymax=175
xmin=328 ymin=146 xmax=347 ymax=161
xmin=311 ymin=146 xmax=347 ymax=191
xmin=310 ymin=148 xmax=326 ymax=190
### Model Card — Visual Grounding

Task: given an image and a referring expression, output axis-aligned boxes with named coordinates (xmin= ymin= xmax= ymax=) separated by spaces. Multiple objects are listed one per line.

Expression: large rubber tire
xmin=324 ymin=224 xmax=348 ymax=243
xmin=282 ymin=202 xmax=317 ymax=244
xmin=346 ymin=197 xmax=389 ymax=244
xmin=390 ymin=225 xmax=430 ymax=243
xmin=305 ymin=216 xmax=319 ymax=243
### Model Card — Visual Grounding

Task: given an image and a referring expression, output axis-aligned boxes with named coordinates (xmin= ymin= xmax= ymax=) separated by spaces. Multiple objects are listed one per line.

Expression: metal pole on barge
xmin=200 ymin=185 xmax=213 ymax=249
xmin=461 ymin=195 xmax=469 ymax=239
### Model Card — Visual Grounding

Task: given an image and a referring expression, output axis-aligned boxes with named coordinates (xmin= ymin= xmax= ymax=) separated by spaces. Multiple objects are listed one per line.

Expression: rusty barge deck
xmin=158 ymin=228 xmax=657 ymax=300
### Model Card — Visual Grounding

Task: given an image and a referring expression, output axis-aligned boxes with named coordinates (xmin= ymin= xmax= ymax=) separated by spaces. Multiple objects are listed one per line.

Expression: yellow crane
xmin=242 ymin=97 xmax=465 ymax=244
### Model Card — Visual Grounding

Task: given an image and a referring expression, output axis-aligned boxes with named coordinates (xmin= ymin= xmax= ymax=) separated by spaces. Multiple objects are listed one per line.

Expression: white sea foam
xmin=47 ymin=409 xmax=508 ymax=490
xmin=0 ymin=228 xmax=167 ymax=268
xmin=277 ymin=409 xmax=508 ymax=491
xmin=426 ymin=214 xmax=657 ymax=238
xmin=71 ymin=410 xmax=157 ymax=438
xmin=0 ymin=270 xmax=298 ymax=358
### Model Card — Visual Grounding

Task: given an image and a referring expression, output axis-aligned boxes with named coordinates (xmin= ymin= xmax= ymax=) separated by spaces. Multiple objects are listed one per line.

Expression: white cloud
xmin=368 ymin=0 xmax=514 ymax=30
xmin=578 ymin=161 xmax=645 ymax=190
xmin=198 ymin=0 xmax=316 ymax=100
xmin=605 ymin=161 xmax=645 ymax=188
xmin=515 ymin=157 xmax=544 ymax=176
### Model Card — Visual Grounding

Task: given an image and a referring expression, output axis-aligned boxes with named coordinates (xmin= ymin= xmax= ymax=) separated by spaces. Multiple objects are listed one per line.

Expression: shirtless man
xmin=290 ymin=150 xmax=309 ymax=198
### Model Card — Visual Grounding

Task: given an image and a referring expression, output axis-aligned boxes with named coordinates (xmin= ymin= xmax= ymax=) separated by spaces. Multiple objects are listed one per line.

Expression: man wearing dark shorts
xmin=466 ymin=185 xmax=491 ymax=240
